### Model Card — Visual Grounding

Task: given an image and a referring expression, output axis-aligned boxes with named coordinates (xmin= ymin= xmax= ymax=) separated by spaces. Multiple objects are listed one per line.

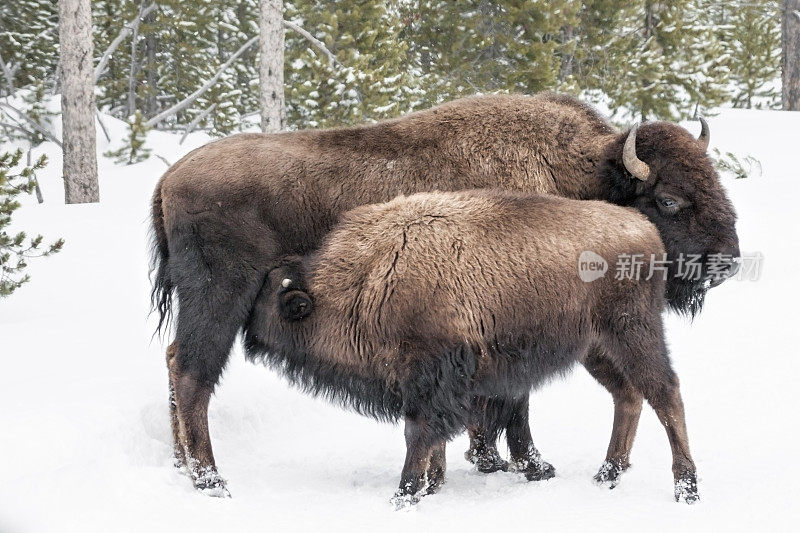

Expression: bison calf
xmin=244 ymin=189 xmax=699 ymax=506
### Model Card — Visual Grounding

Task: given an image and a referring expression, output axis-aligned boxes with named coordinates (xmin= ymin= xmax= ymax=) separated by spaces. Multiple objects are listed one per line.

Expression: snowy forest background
xmin=2 ymin=3 xmax=800 ymax=530
xmin=2 ymin=0 xmax=795 ymax=297
xmin=1 ymin=0 xmax=786 ymax=140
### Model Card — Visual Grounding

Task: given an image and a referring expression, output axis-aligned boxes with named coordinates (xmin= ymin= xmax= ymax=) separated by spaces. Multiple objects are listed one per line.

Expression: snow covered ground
xmin=1 ymin=108 xmax=798 ymax=533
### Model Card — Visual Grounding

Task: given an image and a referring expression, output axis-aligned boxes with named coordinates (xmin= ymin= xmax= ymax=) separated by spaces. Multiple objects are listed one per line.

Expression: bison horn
xmin=281 ymin=278 xmax=292 ymax=288
xmin=697 ymin=116 xmax=710 ymax=151
xmin=623 ymin=124 xmax=650 ymax=181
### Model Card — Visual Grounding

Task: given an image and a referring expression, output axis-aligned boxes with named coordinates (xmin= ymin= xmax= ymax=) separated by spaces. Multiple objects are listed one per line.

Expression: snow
xmin=1 ymin=107 xmax=799 ymax=532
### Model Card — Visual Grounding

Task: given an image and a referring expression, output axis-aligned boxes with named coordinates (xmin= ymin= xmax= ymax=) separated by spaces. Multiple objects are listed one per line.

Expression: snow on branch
xmin=180 ymin=103 xmax=216 ymax=145
xmin=283 ymin=20 xmax=340 ymax=69
xmin=0 ymin=102 xmax=63 ymax=147
xmin=94 ymin=3 xmax=158 ymax=82
xmin=145 ymin=35 xmax=259 ymax=128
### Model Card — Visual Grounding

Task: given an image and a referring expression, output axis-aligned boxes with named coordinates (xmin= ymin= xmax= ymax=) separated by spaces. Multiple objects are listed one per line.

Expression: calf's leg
xmin=465 ymin=398 xmax=507 ymax=473
xmin=505 ymin=396 xmax=556 ymax=481
xmin=465 ymin=396 xmax=554 ymax=480
xmin=392 ymin=415 xmax=436 ymax=509
xmin=583 ymin=346 xmax=643 ymax=488
xmin=426 ymin=440 xmax=447 ymax=494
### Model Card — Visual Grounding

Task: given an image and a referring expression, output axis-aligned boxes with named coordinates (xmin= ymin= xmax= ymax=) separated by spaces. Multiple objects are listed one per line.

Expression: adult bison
xmin=152 ymin=92 xmax=739 ymax=496
xmin=246 ymin=189 xmax=709 ymax=506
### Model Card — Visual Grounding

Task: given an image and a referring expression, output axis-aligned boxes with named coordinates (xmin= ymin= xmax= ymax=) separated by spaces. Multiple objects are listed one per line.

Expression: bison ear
xmin=280 ymin=290 xmax=313 ymax=321
xmin=623 ymin=124 xmax=650 ymax=182
xmin=697 ymin=117 xmax=710 ymax=151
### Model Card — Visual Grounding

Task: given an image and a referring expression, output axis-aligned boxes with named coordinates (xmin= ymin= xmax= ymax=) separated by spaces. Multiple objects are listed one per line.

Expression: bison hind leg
xmin=465 ymin=396 xmax=509 ymax=473
xmin=425 ymin=440 xmax=447 ymax=495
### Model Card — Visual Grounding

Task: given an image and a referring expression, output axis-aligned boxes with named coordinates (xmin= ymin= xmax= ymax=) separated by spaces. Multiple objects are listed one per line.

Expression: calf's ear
xmin=279 ymin=290 xmax=313 ymax=321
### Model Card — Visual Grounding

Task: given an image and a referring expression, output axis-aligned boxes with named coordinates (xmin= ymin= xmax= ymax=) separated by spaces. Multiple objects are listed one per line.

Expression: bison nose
xmin=722 ymin=245 xmax=741 ymax=278
xmin=706 ymin=251 xmax=740 ymax=288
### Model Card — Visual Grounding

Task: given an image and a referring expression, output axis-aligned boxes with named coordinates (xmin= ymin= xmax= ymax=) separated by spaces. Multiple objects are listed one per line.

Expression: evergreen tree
xmin=0 ymin=0 xmax=58 ymax=145
xmin=0 ymin=150 xmax=63 ymax=297
xmin=93 ymin=0 xmax=261 ymax=136
xmin=105 ymin=109 xmax=152 ymax=164
xmin=556 ymin=0 xmax=640 ymax=98
xmin=596 ymin=0 xmax=731 ymax=121
xmin=0 ymin=0 xmax=58 ymax=94
xmin=711 ymin=0 xmax=782 ymax=109
xmin=286 ymin=0 xmax=416 ymax=127
xmin=401 ymin=0 xmax=571 ymax=107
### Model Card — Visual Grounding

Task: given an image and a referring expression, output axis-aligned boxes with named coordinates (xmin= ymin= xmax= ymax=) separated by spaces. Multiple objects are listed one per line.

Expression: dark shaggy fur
xmin=242 ymin=190 xmax=699 ymax=504
xmin=152 ymin=92 xmax=738 ymax=497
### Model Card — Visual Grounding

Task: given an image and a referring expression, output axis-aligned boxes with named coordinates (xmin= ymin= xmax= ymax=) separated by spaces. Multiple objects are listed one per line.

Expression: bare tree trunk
xmin=559 ymin=26 xmax=574 ymax=83
xmin=94 ymin=3 xmax=157 ymax=83
xmin=145 ymin=13 xmax=158 ymax=117
xmin=127 ymin=1 xmax=146 ymax=118
xmin=59 ymin=0 xmax=99 ymax=203
xmin=783 ymin=0 xmax=800 ymax=110
xmin=259 ymin=0 xmax=285 ymax=132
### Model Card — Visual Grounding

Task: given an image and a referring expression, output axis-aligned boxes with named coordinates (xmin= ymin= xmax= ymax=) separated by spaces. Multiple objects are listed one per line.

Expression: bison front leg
xmin=583 ymin=346 xmax=644 ymax=488
xmin=465 ymin=396 xmax=554 ymax=480
xmin=465 ymin=427 xmax=507 ymax=473
xmin=607 ymin=326 xmax=699 ymax=503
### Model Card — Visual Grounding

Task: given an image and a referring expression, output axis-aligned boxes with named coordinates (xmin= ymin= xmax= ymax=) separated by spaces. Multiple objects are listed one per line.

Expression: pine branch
xmin=180 ymin=103 xmax=216 ymax=145
xmin=94 ymin=3 xmax=158 ymax=82
xmin=0 ymin=122 xmax=36 ymax=138
xmin=145 ymin=35 xmax=259 ymax=129
xmin=0 ymin=102 xmax=63 ymax=147
xmin=283 ymin=20 xmax=340 ymax=68
xmin=95 ymin=108 xmax=111 ymax=142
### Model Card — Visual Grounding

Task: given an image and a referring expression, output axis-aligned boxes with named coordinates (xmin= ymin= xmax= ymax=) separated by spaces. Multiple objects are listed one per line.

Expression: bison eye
xmin=657 ymin=196 xmax=680 ymax=214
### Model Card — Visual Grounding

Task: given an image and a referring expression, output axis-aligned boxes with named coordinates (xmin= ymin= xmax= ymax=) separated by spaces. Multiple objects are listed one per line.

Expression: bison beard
xmin=666 ymin=277 xmax=708 ymax=318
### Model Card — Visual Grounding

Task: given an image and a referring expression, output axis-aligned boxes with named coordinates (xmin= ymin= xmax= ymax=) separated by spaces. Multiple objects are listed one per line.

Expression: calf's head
xmin=265 ymin=256 xmax=313 ymax=321
xmin=606 ymin=119 xmax=740 ymax=316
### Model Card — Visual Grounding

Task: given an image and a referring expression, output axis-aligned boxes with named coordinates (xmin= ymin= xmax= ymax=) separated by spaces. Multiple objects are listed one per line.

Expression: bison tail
xmin=149 ymin=182 xmax=173 ymax=336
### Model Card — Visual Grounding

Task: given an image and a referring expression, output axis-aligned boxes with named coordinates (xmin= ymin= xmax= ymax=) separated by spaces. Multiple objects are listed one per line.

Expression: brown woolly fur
xmin=246 ymin=191 xmax=665 ymax=417
xmin=151 ymin=92 xmax=738 ymax=499
xmin=244 ymin=190 xmax=699 ymax=504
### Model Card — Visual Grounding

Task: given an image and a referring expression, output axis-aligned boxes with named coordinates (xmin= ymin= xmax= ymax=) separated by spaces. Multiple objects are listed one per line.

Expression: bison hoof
xmin=193 ymin=466 xmax=231 ymax=498
xmin=674 ymin=471 xmax=700 ymax=504
xmin=425 ymin=472 xmax=445 ymax=495
xmin=390 ymin=490 xmax=422 ymax=511
xmin=593 ymin=460 xmax=626 ymax=489
xmin=464 ymin=447 xmax=509 ymax=474
xmin=172 ymin=449 xmax=185 ymax=470
xmin=509 ymin=457 xmax=556 ymax=481
xmin=522 ymin=461 xmax=556 ymax=481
